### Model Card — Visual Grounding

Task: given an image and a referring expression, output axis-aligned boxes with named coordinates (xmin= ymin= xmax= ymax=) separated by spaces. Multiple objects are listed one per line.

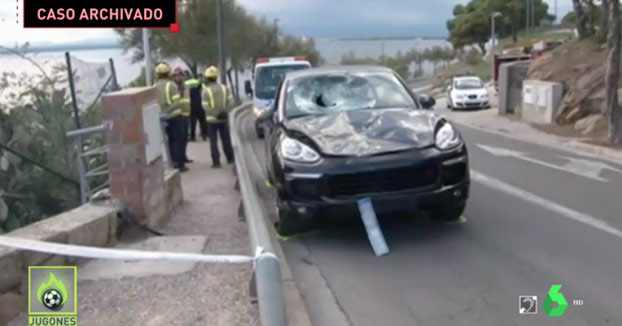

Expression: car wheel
xmin=429 ymin=203 xmax=466 ymax=223
xmin=276 ymin=195 xmax=311 ymax=236
xmin=275 ymin=199 xmax=308 ymax=236
xmin=256 ymin=127 xmax=265 ymax=139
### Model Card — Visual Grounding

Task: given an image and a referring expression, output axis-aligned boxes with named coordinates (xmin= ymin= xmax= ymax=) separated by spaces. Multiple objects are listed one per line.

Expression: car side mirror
xmin=244 ymin=80 xmax=253 ymax=97
xmin=419 ymin=94 xmax=436 ymax=109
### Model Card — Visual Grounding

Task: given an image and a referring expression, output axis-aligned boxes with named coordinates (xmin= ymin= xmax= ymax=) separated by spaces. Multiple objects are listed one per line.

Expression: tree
xmin=447 ymin=6 xmax=490 ymax=54
xmin=116 ymin=0 xmax=324 ymax=81
xmin=573 ymin=0 xmax=593 ymax=38
xmin=0 ymin=63 xmax=86 ymax=232
xmin=600 ymin=0 xmax=610 ymax=42
xmin=447 ymin=0 xmax=552 ymax=51
xmin=605 ymin=0 xmax=622 ymax=143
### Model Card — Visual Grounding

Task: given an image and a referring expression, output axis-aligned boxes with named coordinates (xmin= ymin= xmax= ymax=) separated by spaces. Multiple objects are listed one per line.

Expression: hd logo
xmin=28 ymin=266 xmax=78 ymax=325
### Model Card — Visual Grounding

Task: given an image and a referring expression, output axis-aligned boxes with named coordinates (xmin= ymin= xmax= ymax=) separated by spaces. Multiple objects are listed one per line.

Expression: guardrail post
xmin=255 ymin=252 xmax=287 ymax=326
xmin=238 ymin=201 xmax=246 ymax=222
xmin=234 ymin=178 xmax=240 ymax=192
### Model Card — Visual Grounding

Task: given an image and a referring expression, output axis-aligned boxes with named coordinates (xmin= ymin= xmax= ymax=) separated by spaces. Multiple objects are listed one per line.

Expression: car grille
xmin=468 ymin=95 xmax=477 ymax=99
xmin=442 ymin=162 xmax=468 ymax=186
xmin=328 ymin=164 xmax=439 ymax=197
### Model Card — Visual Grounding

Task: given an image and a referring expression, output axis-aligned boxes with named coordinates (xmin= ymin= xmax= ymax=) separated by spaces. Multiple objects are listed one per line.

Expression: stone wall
xmin=498 ymin=61 xmax=530 ymax=115
xmin=0 ymin=203 xmax=118 ymax=324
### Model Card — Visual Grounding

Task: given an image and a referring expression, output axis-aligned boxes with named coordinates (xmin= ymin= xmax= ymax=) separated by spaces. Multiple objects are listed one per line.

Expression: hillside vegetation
xmin=528 ymin=38 xmax=609 ymax=125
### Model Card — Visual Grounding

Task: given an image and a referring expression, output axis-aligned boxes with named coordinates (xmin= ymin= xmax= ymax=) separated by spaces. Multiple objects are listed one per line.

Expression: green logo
xmin=37 ymin=273 xmax=68 ymax=310
xmin=28 ymin=266 xmax=78 ymax=316
xmin=542 ymin=284 xmax=568 ymax=317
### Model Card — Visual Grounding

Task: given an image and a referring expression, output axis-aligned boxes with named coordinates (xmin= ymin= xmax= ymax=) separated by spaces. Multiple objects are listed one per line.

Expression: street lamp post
xmin=142 ymin=29 xmax=153 ymax=86
xmin=491 ymin=12 xmax=502 ymax=51
xmin=216 ymin=0 xmax=226 ymax=85
xmin=381 ymin=41 xmax=386 ymax=64
xmin=274 ymin=18 xmax=280 ymax=39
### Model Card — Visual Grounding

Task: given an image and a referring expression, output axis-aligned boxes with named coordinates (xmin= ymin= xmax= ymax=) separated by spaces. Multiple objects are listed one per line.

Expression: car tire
xmin=430 ymin=203 xmax=466 ymax=223
xmin=256 ymin=127 xmax=264 ymax=139
xmin=275 ymin=199 xmax=307 ymax=236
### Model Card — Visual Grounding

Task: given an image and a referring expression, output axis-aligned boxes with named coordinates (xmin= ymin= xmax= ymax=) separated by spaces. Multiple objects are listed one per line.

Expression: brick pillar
xmin=102 ymin=87 xmax=168 ymax=227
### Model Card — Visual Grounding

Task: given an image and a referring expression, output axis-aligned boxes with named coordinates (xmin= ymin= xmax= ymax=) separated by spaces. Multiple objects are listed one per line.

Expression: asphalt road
xmin=237 ymin=103 xmax=622 ymax=326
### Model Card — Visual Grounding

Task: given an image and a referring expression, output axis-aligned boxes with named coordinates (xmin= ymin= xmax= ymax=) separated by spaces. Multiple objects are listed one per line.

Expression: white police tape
xmin=0 ymin=236 xmax=256 ymax=264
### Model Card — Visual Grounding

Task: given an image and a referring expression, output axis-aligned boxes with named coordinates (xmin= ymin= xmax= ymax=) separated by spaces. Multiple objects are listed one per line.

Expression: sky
xmin=0 ymin=0 xmax=574 ymax=46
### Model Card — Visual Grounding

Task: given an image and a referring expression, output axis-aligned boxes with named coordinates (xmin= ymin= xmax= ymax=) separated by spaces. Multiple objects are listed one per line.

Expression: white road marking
xmin=413 ymin=85 xmax=433 ymax=93
xmin=476 ymin=144 xmax=620 ymax=182
xmin=471 ymin=170 xmax=622 ymax=240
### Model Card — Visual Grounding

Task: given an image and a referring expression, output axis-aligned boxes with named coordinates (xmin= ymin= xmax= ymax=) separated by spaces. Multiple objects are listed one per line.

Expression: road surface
xmin=237 ymin=101 xmax=622 ymax=326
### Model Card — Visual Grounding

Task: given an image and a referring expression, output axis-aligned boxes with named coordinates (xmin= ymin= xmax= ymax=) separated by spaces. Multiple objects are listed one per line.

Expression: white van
xmin=245 ymin=56 xmax=311 ymax=138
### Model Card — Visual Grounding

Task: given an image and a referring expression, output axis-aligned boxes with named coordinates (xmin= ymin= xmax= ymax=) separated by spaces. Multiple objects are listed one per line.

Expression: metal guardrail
xmin=66 ymin=124 xmax=109 ymax=204
xmin=230 ymin=103 xmax=288 ymax=326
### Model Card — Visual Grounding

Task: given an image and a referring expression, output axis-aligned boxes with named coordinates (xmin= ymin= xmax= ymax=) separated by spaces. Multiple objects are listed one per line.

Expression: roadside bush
xmin=0 ymin=65 xmax=96 ymax=233
xmin=464 ymin=48 xmax=483 ymax=66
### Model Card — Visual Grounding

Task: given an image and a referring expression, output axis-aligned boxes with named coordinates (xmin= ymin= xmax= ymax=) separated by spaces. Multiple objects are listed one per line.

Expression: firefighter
xmin=172 ymin=67 xmax=193 ymax=164
xmin=155 ymin=63 xmax=188 ymax=172
xmin=202 ymin=66 xmax=234 ymax=168
xmin=184 ymin=71 xmax=208 ymax=142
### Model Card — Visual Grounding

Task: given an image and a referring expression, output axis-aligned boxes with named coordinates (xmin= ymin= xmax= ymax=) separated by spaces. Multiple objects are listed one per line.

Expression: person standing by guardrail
xmin=155 ymin=63 xmax=188 ymax=172
xmin=173 ymin=67 xmax=193 ymax=165
xmin=202 ymin=66 xmax=235 ymax=168
xmin=185 ymin=71 xmax=209 ymax=142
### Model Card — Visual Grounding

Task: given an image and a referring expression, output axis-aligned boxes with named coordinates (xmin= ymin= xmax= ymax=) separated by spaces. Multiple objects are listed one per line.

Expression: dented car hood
xmin=284 ymin=108 xmax=442 ymax=157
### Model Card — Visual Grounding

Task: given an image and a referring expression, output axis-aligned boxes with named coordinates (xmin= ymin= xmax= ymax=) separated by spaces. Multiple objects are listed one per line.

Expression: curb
xmin=232 ymin=106 xmax=313 ymax=326
xmin=434 ymin=96 xmax=622 ymax=165
xmin=242 ymin=111 xmax=314 ymax=326
xmin=455 ymin=120 xmax=622 ymax=165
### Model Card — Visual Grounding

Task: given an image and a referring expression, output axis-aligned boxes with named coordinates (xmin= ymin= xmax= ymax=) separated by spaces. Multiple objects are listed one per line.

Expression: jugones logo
xmin=28 ymin=265 xmax=78 ymax=325
xmin=37 ymin=273 xmax=68 ymax=311
xmin=542 ymin=284 xmax=568 ymax=317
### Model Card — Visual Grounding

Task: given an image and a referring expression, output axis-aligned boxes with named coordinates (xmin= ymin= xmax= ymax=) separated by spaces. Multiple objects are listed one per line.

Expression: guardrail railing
xmin=230 ymin=103 xmax=288 ymax=326
xmin=66 ymin=124 xmax=109 ymax=204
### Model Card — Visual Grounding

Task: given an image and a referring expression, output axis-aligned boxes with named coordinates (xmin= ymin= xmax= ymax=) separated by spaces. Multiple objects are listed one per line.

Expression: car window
xmin=255 ymin=64 xmax=310 ymax=100
xmin=454 ymin=78 xmax=484 ymax=90
xmin=284 ymin=72 xmax=416 ymax=119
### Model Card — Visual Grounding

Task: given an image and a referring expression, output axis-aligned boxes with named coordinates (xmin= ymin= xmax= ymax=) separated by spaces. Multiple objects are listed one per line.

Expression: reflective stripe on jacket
xmin=184 ymin=78 xmax=201 ymax=88
xmin=176 ymin=81 xmax=191 ymax=117
xmin=155 ymin=79 xmax=182 ymax=117
xmin=201 ymin=83 xmax=233 ymax=122
xmin=184 ymin=78 xmax=203 ymax=111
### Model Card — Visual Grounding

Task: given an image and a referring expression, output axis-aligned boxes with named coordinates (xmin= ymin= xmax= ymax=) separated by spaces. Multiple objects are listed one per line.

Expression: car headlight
xmin=454 ymin=94 xmax=465 ymax=100
xmin=253 ymin=107 xmax=263 ymax=117
xmin=280 ymin=137 xmax=321 ymax=163
xmin=435 ymin=122 xmax=462 ymax=150
xmin=480 ymin=93 xmax=489 ymax=99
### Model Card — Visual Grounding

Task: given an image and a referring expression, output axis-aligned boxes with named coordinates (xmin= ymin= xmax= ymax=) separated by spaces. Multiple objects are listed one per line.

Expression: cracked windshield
xmin=1 ymin=0 xmax=621 ymax=325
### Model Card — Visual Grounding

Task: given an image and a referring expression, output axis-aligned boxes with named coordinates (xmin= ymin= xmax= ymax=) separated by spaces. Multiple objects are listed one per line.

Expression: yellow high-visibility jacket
xmin=176 ymin=82 xmax=191 ymax=117
xmin=202 ymin=82 xmax=234 ymax=122
xmin=155 ymin=78 xmax=182 ymax=117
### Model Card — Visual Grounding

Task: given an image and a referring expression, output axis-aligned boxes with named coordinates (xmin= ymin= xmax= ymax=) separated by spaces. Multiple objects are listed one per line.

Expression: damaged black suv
xmin=258 ymin=66 xmax=470 ymax=235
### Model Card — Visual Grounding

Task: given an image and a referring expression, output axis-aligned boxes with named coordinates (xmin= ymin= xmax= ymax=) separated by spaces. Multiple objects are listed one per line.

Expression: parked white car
xmin=447 ymin=76 xmax=490 ymax=111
